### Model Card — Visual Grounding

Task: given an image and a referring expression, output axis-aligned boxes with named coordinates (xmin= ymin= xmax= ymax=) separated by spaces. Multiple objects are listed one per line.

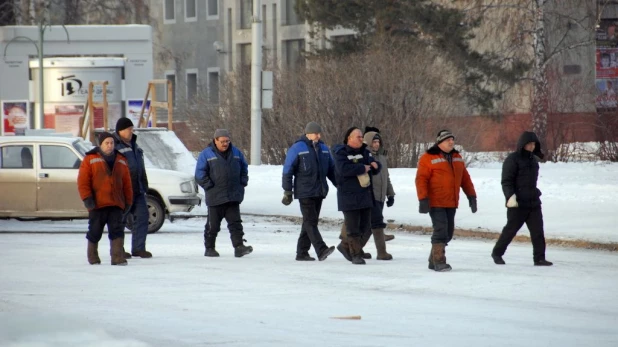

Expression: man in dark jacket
xmin=113 ymin=118 xmax=152 ymax=258
xmin=491 ymin=131 xmax=553 ymax=266
xmin=333 ymin=127 xmax=381 ymax=265
xmin=282 ymin=122 xmax=337 ymax=261
xmin=195 ymin=129 xmax=253 ymax=258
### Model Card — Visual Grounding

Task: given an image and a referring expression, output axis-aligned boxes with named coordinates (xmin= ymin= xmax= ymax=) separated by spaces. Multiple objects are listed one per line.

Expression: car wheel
xmin=146 ymin=195 xmax=165 ymax=233
xmin=124 ymin=195 xmax=166 ymax=234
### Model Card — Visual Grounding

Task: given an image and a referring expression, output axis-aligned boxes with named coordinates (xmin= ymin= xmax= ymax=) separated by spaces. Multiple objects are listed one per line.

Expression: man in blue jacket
xmin=195 ymin=129 xmax=253 ymax=258
xmin=113 ymin=118 xmax=152 ymax=259
xmin=282 ymin=122 xmax=337 ymax=261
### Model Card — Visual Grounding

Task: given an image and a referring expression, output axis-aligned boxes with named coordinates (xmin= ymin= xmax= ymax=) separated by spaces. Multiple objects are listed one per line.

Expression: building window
xmin=165 ymin=72 xmax=176 ymax=107
xmin=284 ymin=39 xmax=305 ymax=69
xmin=185 ymin=0 xmax=197 ymax=21
xmin=240 ymin=0 xmax=252 ymax=29
xmin=208 ymin=68 xmax=220 ymax=104
xmin=207 ymin=0 xmax=219 ymax=19
xmin=239 ymin=43 xmax=252 ymax=67
xmin=285 ymin=0 xmax=300 ymax=25
xmin=186 ymin=69 xmax=198 ymax=103
xmin=164 ymin=0 xmax=175 ymax=23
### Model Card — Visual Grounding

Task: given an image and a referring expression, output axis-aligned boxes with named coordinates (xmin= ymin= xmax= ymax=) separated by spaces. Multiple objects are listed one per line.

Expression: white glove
xmin=506 ymin=194 xmax=518 ymax=208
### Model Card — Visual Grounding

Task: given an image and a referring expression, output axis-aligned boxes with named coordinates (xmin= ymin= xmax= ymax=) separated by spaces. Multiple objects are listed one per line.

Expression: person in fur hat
xmin=415 ymin=130 xmax=477 ymax=272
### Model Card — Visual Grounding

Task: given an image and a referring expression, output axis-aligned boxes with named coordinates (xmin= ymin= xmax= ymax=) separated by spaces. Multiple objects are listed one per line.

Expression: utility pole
xmin=37 ymin=19 xmax=44 ymax=129
xmin=250 ymin=0 xmax=262 ymax=165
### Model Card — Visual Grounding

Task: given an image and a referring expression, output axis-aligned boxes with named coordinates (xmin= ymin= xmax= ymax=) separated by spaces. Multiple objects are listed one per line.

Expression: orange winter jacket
xmin=415 ymin=146 xmax=476 ymax=208
xmin=77 ymin=149 xmax=133 ymax=211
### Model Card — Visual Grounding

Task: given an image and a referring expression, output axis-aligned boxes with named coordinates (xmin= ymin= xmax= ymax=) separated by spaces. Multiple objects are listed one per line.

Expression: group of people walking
xmin=79 ymin=119 xmax=553 ymax=270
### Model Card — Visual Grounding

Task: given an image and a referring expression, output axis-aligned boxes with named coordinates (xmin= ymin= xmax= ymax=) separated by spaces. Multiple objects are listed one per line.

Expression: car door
xmin=0 ymin=144 xmax=37 ymax=215
xmin=36 ymin=143 xmax=85 ymax=214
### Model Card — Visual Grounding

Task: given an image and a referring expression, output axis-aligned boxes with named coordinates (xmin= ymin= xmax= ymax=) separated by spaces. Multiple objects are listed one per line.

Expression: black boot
xmin=534 ymin=259 xmax=553 ymax=266
xmin=337 ymin=242 xmax=352 ymax=261
xmin=318 ymin=246 xmax=335 ymax=261
xmin=492 ymin=253 xmax=506 ymax=265
xmin=205 ymin=248 xmax=220 ymax=257
xmin=295 ymin=252 xmax=315 ymax=261
xmin=234 ymin=240 xmax=253 ymax=258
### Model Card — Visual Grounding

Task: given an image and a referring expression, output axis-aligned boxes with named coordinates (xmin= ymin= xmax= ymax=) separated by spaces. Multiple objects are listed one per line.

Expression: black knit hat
xmin=98 ymin=132 xmax=115 ymax=145
xmin=343 ymin=127 xmax=360 ymax=144
xmin=115 ymin=117 xmax=134 ymax=133
xmin=364 ymin=126 xmax=380 ymax=134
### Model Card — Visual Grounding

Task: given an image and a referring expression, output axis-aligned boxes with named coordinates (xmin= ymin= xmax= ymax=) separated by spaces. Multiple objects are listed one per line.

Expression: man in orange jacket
xmin=78 ymin=132 xmax=134 ymax=266
xmin=415 ymin=130 xmax=477 ymax=272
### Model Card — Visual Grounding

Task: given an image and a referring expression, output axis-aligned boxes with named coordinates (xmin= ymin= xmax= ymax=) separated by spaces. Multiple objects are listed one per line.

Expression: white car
xmin=0 ymin=136 xmax=201 ymax=233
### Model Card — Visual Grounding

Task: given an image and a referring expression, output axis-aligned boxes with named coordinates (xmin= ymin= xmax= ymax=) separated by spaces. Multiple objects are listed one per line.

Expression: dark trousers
xmin=129 ymin=193 xmax=149 ymax=252
xmin=297 ymin=197 xmax=327 ymax=256
xmin=204 ymin=202 xmax=244 ymax=249
xmin=493 ymin=207 xmax=546 ymax=262
xmin=86 ymin=206 xmax=124 ymax=243
xmin=343 ymin=208 xmax=371 ymax=238
xmin=429 ymin=207 xmax=457 ymax=244
xmin=370 ymin=200 xmax=386 ymax=229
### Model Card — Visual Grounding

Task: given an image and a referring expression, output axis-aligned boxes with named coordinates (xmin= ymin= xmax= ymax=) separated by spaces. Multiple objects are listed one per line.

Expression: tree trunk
xmin=531 ymin=0 xmax=548 ymax=154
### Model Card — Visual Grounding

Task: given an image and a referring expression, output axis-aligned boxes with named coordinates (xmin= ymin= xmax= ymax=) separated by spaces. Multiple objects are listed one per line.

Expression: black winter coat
xmin=333 ymin=143 xmax=381 ymax=211
xmin=501 ymin=131 xmax=544 ymax=208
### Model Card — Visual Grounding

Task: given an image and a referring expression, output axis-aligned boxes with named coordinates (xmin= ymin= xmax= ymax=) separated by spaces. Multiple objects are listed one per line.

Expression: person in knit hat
xmin=415 ymin=129 xmax=477 ymax=272
xmin=78 ymin=132 xmax=133 ymax=265
xmin=112 ymin=117 xmax=152 ymax=259
xmin=195 ymin=129 xmax=253 ymax=258
xmin=281 ymin=121 xmax=337 ymax=261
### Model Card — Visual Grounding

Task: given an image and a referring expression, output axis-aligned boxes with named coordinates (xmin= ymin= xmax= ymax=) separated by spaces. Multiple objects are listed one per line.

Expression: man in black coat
xmin=491 ymin=131 xmax=553 ymax=266
xmin=332 ymin=127 xmax=381 ymax=265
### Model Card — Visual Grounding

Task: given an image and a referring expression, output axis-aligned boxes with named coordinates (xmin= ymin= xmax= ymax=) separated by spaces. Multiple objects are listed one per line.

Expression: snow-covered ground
xmin=1 ymin=215 xmax=618 ymax=347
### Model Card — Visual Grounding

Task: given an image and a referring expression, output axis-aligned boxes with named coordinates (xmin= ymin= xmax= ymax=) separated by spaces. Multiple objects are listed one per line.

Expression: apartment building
xmin=150 ymin=0 xmax=353 ymax=110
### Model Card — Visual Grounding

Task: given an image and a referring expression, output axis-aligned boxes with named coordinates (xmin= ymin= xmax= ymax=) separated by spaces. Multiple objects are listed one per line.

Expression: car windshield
xmin=72 ymin=139 xmax=94 ymax=157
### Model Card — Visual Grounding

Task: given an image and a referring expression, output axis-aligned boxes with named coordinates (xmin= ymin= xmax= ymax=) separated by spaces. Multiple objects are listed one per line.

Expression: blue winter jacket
xmin=333 ymin=143 xmax=381 ymax=211
xmin=113 ymin=133 xmax=148 ymax=196
xmin=282 ymin=135 xmax=337 ymax=199
xmin=195 ymin=142 xmax=249 ymax=207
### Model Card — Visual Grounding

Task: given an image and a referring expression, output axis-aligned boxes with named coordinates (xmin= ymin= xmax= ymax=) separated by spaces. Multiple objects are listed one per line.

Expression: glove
xmin=386 ymin=196 xmax=394 ymax=207
xmin=281 ymin=191 xmax=293 ymax=206
xmin=468 ymin=196 xmax=477 ymax=213
xmin=506 ymin=194 xmax=518 ymax=208
xmin=83 ymin=197 xmax=95 ymax=210
xmin=419 ymin=199 xmax=430 ymax=214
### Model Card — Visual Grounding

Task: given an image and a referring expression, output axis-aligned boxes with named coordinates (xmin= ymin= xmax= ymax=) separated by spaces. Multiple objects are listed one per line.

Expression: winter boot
xmin=131 ymin=250 xmax=153 ymax=258
xmin=492 ymin=253 xmax=506 ymax=265
xmin=122 ymin=247 xmax=132 ymax=259
xmin=205 ymin=248 xmax=220 ymax=257
xmin=384 ymin=234 xmax=395 ymax=242
xmin=318 ymin=246 xmax=335 ymax=261
xmin=534 ymin=259 xmax=553 ymax=266
xmin=110 ymin=238 xmax=128 ymax=266
xmin=431 ymin=243 xmax=451 ymax=272
xmin=295 ymin=253 xmax=316 ymax=261
xmin=234 ymin=240 xmax=253 ymax=258
xmin=87 ymin=241 xmax=101 ymax=265
xmin=372 ymin=228 xmax=393 ymax=260
xmin=349 ymin=236 xmax=366 ymax=265
xmin=360 ymin=228 xmax=373 ymax=259
xmin=337 ymin=223 xmax=352 ymax=261
xmin=428 ymin=248 xmax=434 ymax=270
